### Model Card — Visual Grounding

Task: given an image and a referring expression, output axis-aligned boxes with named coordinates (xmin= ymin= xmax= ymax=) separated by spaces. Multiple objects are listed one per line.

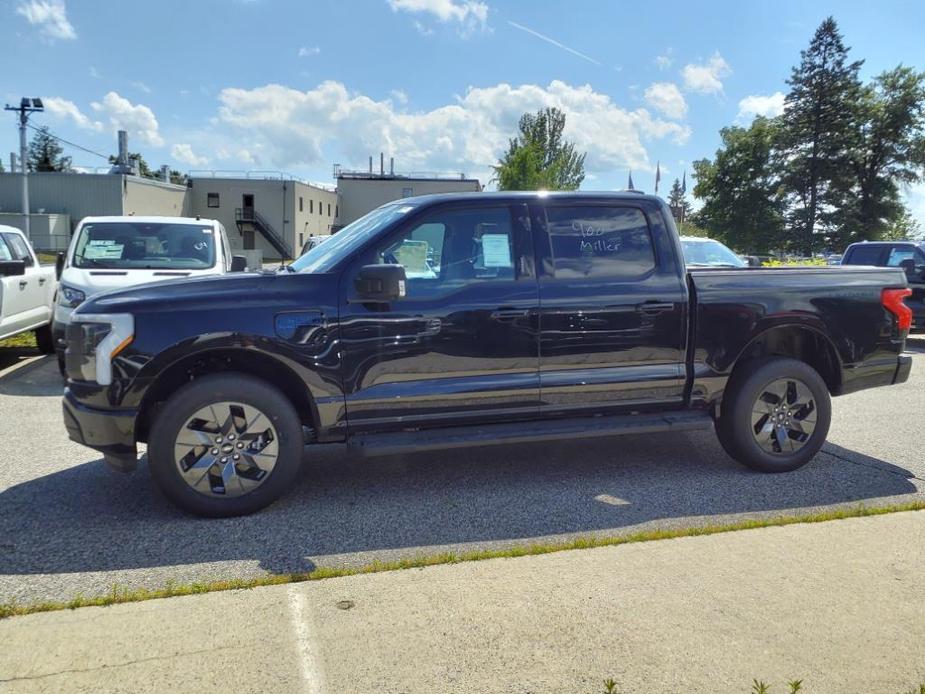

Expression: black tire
xmin=715 ymin=357 xmax=831 ymax=473
xmin=35 ymin=324 xmax=55 ymax=355
xmin=147 ymin=373 xmax=304 ymax=517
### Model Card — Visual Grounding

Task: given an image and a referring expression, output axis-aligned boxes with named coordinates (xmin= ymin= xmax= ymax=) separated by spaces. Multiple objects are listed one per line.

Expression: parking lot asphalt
xmin=1 ymin=338 xmax=923 ymax=606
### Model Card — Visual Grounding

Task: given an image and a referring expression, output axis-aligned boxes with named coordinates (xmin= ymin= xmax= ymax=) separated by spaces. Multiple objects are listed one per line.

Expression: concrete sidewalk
xmin=2 ymin=513 xmax=924 ymax=694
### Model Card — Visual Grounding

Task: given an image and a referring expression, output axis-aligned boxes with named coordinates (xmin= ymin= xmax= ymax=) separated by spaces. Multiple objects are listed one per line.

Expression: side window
xmin=207 ymin=193 xmax=220 ymax=208
xmin=886 ymin=248 xmax=915 ymax=267
xmin=1 ymin=233 xmax=35 ymax=267
xmin=545 ymin=206 xmax=655 ymax=279
xmin=0 ymin=237 xmax=12 ymax=262
xmin=371 ymin=206 xmax=516 ymax=297
xmin=844 ymin=246 xmax=884 ymax=266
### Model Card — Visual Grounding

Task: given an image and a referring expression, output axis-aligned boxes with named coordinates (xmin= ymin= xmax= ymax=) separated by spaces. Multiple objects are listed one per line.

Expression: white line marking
xmin=286 ymin=584 xmax=326 ymax=694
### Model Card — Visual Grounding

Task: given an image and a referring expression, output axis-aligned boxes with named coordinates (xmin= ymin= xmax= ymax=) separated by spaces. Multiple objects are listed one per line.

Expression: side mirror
xmin=746 ymin=256 xmax=762 ymax=267
xmin=354 ymin=264 xmax=407 ymax=302
xmin=0 ymin=260 xmax=26 ymax=277
xmin=230 ymin=255 xmax=248 ymax=272
xmin=55 ymin=252 xmax=65 ymax=280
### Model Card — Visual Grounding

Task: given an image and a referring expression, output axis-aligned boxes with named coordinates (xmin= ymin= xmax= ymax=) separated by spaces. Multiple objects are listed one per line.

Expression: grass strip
xmin=2 ymin=501 xmax=924 ymax=620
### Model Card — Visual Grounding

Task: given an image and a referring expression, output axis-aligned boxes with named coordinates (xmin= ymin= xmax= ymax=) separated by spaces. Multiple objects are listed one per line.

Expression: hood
xmin=75 ymin=271 xmax=336 ymax=317
xmin=61 ymin=266 xmax=221 ymax=296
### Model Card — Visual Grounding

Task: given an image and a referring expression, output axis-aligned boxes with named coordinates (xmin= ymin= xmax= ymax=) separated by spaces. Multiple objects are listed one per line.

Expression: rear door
xmin=531 ymin=199 xmax=688 ymax=415
xmin=339 ymin=201 xmax=540 ymax=432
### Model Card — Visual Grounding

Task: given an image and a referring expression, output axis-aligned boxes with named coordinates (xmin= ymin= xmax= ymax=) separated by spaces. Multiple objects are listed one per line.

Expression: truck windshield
xmin=72 ymin=222 xmax=216 ymax=270
xmin=290 ymin=202 xmax=420 ymax=274
xmin=682 ymin=238 xmax=746 ymax=268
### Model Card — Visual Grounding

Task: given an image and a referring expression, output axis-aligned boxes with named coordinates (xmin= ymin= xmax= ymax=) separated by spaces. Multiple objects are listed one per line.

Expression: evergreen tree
xmin=780 ymin=17 xmax=863 ymax=253
xmin=27 ymin=126 xmax=72 ymax=172
xmin=667 ymin=178 xmax=691 ymax=221
xmin=840 ymin=66 xmax=925 ymax=245
xmin=691 ymin=117 xmax=785 ymax=254
xmin=493 ymin=107 xmax=585 ymax=190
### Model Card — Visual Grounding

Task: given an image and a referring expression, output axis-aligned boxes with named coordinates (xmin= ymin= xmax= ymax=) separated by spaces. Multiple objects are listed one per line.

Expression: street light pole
xmin=4 ymin=98 xmax=44 ymax=240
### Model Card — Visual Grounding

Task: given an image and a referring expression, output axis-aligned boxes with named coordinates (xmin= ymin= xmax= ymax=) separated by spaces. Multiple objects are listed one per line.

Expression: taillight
xmin=882 ymin=288 xmax=913 ymax=332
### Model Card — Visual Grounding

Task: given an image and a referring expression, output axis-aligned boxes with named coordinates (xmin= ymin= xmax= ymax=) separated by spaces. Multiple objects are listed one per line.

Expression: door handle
xmin=19 ymin=280 xmax=27 ymax=289
xmin=39 ymin=278 xmax=46 ymax=285
xmin=636 ymin=301 xmax=674 ymax=314
xmin=490 ymin=308 xmax=530 ymax=320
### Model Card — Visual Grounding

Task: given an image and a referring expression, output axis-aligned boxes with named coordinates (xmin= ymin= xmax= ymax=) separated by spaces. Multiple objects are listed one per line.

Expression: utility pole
xmin=4 ymin=98 xmax=44 ymax=239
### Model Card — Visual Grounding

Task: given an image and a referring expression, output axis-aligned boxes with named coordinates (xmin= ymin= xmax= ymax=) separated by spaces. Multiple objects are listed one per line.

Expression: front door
xmin=531 ymin=200 xmax=688 ymax=415
xmin=339 ymin=202 xmax=539 ymax=433
xmin=242 ymin=194 xmax=255 ymax=219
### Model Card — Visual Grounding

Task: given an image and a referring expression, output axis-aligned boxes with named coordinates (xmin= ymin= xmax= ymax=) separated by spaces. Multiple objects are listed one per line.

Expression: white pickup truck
xmin=0 ymin=225 xmax=56 ymax=352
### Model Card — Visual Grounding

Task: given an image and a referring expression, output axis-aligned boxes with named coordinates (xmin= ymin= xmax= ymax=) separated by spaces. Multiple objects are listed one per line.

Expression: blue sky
xmin=2 ymin=0 xmax=924 ymax=215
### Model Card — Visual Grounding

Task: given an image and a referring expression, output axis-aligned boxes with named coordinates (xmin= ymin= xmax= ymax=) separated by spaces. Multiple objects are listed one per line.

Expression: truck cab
xmin=0 ymin=225 xmax=56 ymax=351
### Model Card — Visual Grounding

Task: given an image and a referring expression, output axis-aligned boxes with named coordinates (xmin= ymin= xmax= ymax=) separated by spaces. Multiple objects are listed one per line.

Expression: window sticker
xmin=84 ymin=240 xmax=124 ymax=259
xmin=481 ymin=234 xmax=512 ymax=268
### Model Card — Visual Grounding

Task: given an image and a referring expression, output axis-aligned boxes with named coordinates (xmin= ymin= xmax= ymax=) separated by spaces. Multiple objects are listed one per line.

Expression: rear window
xmin=843 ymin=245 xmax=885 ymax=266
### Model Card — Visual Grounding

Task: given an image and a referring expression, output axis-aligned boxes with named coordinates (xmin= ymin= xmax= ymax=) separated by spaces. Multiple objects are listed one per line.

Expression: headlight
xmin=66 ymin=314 xmax=134 ymax=385
xmin=58 ymin=285 xmax=86 ymax=308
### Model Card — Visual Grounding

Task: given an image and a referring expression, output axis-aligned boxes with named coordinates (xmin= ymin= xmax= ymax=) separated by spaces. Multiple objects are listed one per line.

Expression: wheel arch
xmin=729 ymin=323 xmax=842 ymax=394
xmin=135 ymin=347 xmax=320 ymax=444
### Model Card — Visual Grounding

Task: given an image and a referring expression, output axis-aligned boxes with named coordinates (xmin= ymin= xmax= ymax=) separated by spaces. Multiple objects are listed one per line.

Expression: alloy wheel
xmin=173 ymin=402 xmax=279 ymax=497
xmin=750 ymin=377 xmax=817 ymax=455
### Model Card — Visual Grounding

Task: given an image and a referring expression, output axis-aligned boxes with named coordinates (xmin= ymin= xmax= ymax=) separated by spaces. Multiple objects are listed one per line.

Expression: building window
xmin=335 ymin=205 xmax=338 ymax=218
xmin=299 ymin=233 xmax=304 ymax=249
xmin=309 ymin=199 xmax=313 ymax=214
xmin=207 ymin=193 xmax=220 ymax=208
xmin=299 ymin=197 xmax=303 ymax=212
xmin=318 ymin=201 xmax=322 ymax=216
xmin=327 ymin=203 xmax=331 ymax=216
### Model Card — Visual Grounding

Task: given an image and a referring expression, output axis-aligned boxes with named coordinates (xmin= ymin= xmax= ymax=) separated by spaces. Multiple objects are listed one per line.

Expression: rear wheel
xmin=35 ymin=324 xmax=55 ymax=355
xmin=716 ymin=357 xmax=831 ymax=473
xmin=147 ymin=373 xmax=304 ymax=517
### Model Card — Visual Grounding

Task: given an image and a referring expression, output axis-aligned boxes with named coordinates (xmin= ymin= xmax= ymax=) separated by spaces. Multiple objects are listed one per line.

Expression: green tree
xmin=691 ymin=117 xmax=785 ymax=254
xmin=881 ymin=207 xmax=923 ymax=241
xmin=0 ymin=157 xmax=4 ymax=173
xmin=27 ymin=126 xmax=72 ymax=172
xmin=169 ymin=169 xmax=188 ymax=186
xmin=493 ymin=107 xmax=585 ymax=190
xmin=780 ymin=17 xmax=863 ymax=253
xmin=667 ymin=178 xmax=692 ymax=221
xmin=839 ymin=66 xmax=925 ymax=245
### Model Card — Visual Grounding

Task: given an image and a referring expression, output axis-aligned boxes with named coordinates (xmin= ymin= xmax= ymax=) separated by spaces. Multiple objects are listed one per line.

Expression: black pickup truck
xmin=62 ymin=192 xmax=914 ymax=516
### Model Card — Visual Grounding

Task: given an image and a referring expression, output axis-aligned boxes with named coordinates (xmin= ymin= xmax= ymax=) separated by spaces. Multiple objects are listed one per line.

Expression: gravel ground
xmin=1 ymin=338 xmax=923 ymax=606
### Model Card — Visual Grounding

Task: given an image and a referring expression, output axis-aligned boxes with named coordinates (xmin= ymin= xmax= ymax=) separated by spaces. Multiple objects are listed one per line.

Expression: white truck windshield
xmin=73 ymin=222 xmax=216 ymax=270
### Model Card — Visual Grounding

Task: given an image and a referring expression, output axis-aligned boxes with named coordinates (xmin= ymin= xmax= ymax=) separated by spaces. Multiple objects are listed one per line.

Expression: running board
xmin=349 ymin=410 xmax=712 ymax=457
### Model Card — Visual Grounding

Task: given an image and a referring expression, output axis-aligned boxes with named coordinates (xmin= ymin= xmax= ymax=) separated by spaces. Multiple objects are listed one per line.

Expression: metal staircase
xmin=234 ymin=208 xmax=293 ymax=259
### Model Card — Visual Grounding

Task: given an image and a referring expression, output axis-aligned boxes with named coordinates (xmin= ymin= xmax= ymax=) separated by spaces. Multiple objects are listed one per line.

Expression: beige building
xmin=0 ymin=172 xmax=189 ymax=249
xmin=336 ymin=171 xmax=481 ymax=226
xmin=187 ymin=176 xmax=338 ymax=261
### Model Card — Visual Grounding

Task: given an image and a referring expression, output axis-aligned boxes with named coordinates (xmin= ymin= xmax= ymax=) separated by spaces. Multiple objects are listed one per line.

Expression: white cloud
xmin=15 ymin=0 xmax=75 ymax=40
xmin=297 ymin=45 xmax=320 ymax=57
xmin=643 ymin=82 xmax=687 ymax=120
xmin=390 ymin=89 xmax=409 ymax=105
xmin=129 ymin=80 xmax=152 ymax=94
xmin=89 ymin=66 xmax=100 ymax=79
xmin=737 ymin=91 xmax=786 ymax=120
xmin=212 ymin=79 xmax=689 ymax=180
xmin=388 ymin=0 xmax=488 ymax=35
xmin=91 ymin=91 xmax=164 ymax=147
xmin=681 ymin=52 xmax=731 ymax=94
xmin=43 ymin=97 xmax=102 ymax=131
xmin=171 ymin=143 xmax=209 ymax=167
xmin=654 ymin=48 xmax=673 ymax=70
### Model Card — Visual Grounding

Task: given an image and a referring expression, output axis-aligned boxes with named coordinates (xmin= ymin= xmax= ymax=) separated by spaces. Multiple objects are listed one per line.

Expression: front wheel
xmin=716 ymin=357 xmax=831 ymax=473
xmin=35 ymin=324 xmax=55 ymax=354
xmin=147 ymin=373 xmax=304 ymax=517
